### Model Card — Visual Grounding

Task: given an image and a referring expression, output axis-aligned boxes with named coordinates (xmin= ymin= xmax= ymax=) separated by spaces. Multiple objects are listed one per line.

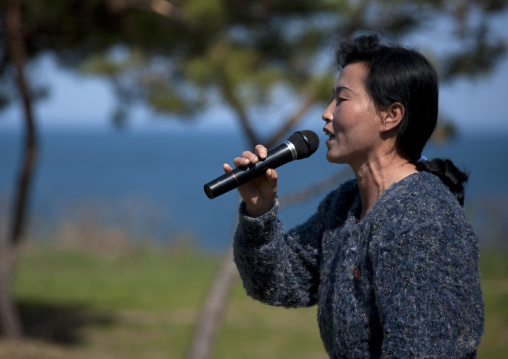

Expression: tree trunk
xmin=185 ymin=82 xmax=319 ymax=359
xmin=185 ymin=247 xmax=238 ymax=359
xmin=0 ymin=246 xmax=23 ymax=340
xmin=1 ymin=0 xmax=39 ymax=340
xmin=184 ymin=166 xmax=350 ymax=359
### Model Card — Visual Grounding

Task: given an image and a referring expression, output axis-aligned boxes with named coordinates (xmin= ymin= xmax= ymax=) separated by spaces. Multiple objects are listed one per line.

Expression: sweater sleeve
xmin=370 ymin=199 xmax=484 ymax=358
xmin=233 ymin=197 xmax=328 ymax=308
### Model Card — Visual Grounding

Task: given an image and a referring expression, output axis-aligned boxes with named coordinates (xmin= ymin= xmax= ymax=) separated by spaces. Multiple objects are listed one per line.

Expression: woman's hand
xmin=223 ymin=144 xmax=278 ymax=217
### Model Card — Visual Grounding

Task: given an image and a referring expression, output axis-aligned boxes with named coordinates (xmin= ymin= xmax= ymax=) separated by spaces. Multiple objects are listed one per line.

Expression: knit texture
xmin=233 ymin=172 xmax=484 ymax=358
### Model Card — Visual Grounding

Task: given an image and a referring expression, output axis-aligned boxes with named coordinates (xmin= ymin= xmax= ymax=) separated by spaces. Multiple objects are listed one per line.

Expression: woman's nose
xmin=322 ymin=101 xmax=334 ymax=122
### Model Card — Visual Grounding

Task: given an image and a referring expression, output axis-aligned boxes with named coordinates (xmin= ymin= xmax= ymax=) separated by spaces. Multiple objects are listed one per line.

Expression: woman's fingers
xmin=255 ymin=145 xmax=268 ymax=160
xmin=223 ymin=163 xmax=233 ymax=174
xmin=222 ymin=145 xmax=276 ymax=218
xmin=232 ymin=151 xmax=257 ymax=168
xmin=230 ymin=145 xmax=269 ymax=168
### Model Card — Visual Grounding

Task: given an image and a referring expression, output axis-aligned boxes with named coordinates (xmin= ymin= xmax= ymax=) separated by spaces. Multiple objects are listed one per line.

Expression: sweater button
xmin=353 ymin=266 xmax=361 ymax=280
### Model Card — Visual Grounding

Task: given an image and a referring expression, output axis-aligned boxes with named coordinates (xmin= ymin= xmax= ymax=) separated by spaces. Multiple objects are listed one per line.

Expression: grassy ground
xmin=0 ymin=245 xmax=507 ymax=358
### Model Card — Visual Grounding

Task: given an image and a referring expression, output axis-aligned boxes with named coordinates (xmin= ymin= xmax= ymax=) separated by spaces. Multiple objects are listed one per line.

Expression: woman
xmin=223 ymin=35 xmax=484 ymax=358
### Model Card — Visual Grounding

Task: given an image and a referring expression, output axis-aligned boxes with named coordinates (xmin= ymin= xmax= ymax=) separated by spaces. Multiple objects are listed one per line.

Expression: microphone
xmin=204 ymin=130 xmax=320 ymax=199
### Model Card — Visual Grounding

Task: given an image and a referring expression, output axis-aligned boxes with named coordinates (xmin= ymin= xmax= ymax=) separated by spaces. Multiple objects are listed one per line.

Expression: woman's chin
xmin=325 ymin=151 xmax=342 ymax=164
xmin=326 ymin=145 xmax=352 ymax=165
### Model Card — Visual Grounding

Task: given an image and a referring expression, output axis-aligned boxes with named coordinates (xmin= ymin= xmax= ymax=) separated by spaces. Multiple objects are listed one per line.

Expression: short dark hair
xmin=335 ymin=34 xmax=469 ymax=205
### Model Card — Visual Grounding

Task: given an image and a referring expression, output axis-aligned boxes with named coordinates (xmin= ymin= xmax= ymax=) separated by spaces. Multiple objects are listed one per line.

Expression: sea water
xmin=1 ymin=129 xmax=507 ymax=251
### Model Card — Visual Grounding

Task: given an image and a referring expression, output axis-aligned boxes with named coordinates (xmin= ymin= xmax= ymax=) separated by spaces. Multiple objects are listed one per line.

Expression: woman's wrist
xmin=245 ymin=201 xmax=275 ymax=218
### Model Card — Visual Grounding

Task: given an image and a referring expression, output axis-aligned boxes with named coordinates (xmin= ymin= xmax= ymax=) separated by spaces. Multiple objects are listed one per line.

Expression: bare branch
xmin=108 ymin=0 xmax=193 ymax=28
xmin=280 ymin=167 xmax=353 ymax=209
xmin=221 ymin=83 xmax=260 ymax=147
xmin=267 ymin=92 xmax=315 ymax=148
xmin=148 ymin=0 xmax=178 ymax=18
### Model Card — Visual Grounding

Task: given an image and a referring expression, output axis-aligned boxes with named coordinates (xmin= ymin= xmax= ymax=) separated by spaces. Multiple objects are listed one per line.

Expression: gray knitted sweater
xmin=233 ymin=172 xmax=484 ymax=358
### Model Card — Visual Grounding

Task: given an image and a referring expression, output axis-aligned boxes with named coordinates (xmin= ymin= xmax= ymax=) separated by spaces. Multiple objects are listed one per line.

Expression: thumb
xmin=265 ymin=168 xmax=278 ymax=187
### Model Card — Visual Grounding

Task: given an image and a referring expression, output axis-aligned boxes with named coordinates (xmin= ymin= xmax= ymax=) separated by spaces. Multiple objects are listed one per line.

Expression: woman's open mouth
xmin=324 ymin=129 xmax=335 ymax=144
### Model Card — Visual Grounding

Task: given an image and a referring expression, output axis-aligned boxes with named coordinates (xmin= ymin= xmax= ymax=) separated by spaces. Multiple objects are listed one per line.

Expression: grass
xmin=0 ymin=245 xmax=506 ymax=358
xmin=477 ymin=250 xmax=508 ymax=358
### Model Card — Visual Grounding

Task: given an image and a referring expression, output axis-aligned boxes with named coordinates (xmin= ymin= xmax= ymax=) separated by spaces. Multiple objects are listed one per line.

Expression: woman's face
xmin=322 ymin=62 xmax=385 ymax=168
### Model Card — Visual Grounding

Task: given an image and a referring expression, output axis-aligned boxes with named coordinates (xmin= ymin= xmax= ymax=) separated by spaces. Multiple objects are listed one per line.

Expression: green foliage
xmin=442 ymin=32 xmax=507 ymax=80
xmin=183 ymin=0 xmax=227 ymax=27
xmin=80 ymin=54 xmax=129 ymax=77
xmin=1 ymin=0 xmax=506 ymax=134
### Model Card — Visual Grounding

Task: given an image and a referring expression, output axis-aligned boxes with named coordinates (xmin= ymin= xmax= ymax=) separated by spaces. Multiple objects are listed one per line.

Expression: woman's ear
xmin=380 ymin=102 xmax=405 ymax=133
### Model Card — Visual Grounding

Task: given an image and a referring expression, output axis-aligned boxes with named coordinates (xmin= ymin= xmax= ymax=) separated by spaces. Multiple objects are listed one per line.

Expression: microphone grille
xmin=288 ymin=130 xmax=320 ymax=159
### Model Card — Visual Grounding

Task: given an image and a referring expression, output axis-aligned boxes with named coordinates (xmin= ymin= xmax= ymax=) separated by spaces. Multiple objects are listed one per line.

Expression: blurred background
xmin=0 ymin=1 xmax=507 ymax=358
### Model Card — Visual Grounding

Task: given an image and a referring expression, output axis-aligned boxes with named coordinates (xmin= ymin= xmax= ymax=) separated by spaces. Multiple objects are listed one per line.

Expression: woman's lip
xmin=323 ymin=128 xmax=335 ymax=144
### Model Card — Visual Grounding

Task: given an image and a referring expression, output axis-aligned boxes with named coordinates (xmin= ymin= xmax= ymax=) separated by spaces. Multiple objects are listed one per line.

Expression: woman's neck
xmin=353 ymin=153 xmax=417 ymax=221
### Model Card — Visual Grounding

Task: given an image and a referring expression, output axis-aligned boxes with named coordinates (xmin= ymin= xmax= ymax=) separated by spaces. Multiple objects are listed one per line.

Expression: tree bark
xmin=184 ymin=247 xmax=238 ymax=359
xmin=1 ymin=0 xmax=38 ymax=340
xmin=0 ymin=246 xmax=23 ymax=340
xmin=279 ymin=167 xmax=353 ymax=209
xmin=184 ymin=167 xmax=350 ymax=359
xmin=267 ymin=92 xmax=315 ymax=148
xmin=185 ymin=81 xmax=320 ymax=359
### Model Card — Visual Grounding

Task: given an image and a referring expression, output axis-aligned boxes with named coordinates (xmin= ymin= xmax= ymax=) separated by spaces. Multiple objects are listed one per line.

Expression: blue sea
xmin=1 ymin=129 xmax=507 ymax=251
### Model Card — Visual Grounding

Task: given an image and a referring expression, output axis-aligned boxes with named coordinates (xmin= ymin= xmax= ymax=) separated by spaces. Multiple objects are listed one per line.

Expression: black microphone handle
xmin=204 ymin=141 xmax=296 ymax=199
